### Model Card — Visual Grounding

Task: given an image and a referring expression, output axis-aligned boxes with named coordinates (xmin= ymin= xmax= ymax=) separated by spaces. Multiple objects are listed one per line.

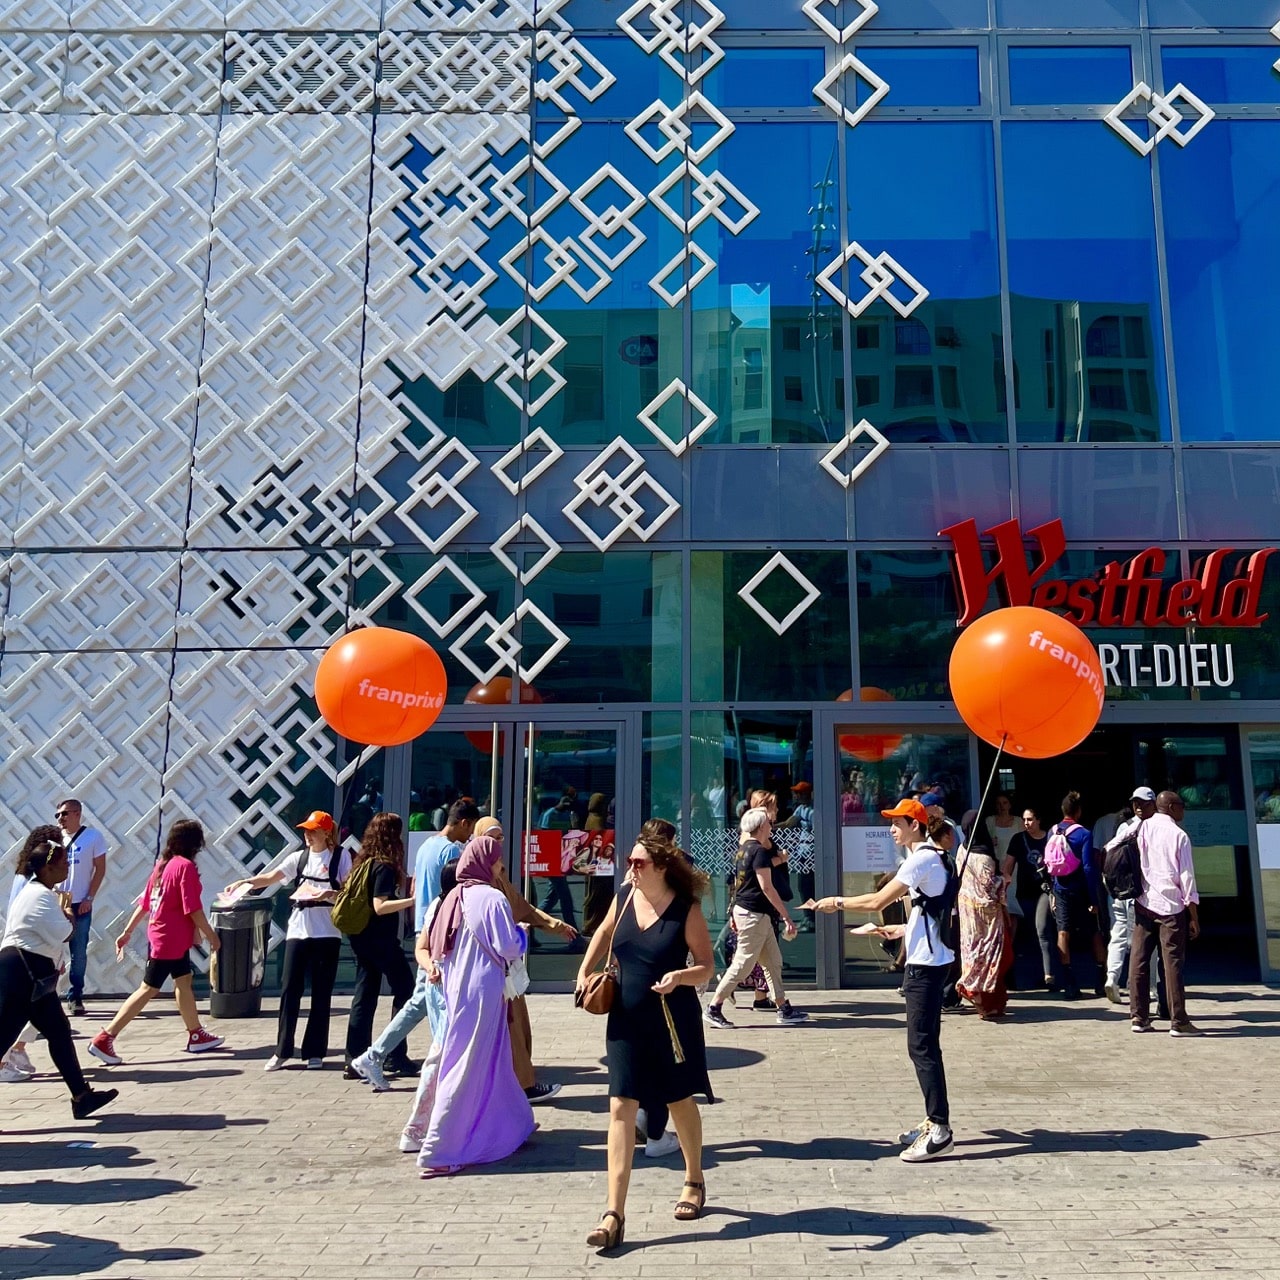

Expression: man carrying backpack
xmin=812 ymin=797 xmax=956 ymax=1162
xmin=1045 ymin=791 xmax=1106 ymax=1000
xmin=1101 ymin=787 xmax=1156 ymax=1003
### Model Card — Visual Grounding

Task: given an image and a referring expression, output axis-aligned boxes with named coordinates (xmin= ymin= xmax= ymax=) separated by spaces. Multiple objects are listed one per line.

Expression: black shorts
xmin=143 ymin=953 xmax=193 ymax=988
xmin=1052 ymin=889 xmax=1099 ymax=937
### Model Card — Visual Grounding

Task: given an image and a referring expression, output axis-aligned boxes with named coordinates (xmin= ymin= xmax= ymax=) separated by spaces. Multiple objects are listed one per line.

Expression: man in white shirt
xmin=1131 ymin=791 xmax=1201 ymax=1037
xmin=1102 ymin=787 xmax=1156 ymax=1003
xmin=55 ymin=798 xmax=107 ymax=1016
xmin=812 ymin=797 xmax=956 ymax=1163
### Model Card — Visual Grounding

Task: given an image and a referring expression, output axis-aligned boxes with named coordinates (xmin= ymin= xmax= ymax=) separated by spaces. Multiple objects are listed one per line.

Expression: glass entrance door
xmin=407 ymin=716 xmax=628 ymax=987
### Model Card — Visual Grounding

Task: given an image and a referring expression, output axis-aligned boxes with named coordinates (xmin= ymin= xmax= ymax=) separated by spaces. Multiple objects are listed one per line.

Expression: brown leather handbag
xmin=575 ymin=890 xmax=633 ymax=1015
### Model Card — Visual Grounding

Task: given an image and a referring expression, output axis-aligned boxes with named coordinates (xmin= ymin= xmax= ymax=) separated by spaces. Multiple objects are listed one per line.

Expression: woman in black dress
xmin=575 ymin=830 xmax=715 ymax=1252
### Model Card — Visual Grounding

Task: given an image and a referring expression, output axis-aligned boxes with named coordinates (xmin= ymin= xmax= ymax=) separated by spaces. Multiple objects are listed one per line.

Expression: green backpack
xmin=330 ymin=857 xmax=375 ymax=935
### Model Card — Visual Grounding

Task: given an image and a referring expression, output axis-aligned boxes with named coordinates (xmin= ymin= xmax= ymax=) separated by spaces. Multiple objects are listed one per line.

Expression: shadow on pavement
xmin=958 ymin=1126 xmax=1210 ymax=1159
xmin=0 ymin=1231 xmax=200 ymax=1278
xmin=89 ymin=1112 xmax=268 ymax=1135
xmin=0 ymin=1176 xmax=192 ymax=1206
xmin=78 ymin=1068 xmax=241 ymax=1085
xmin=0 ymin=1144 xmax=152 ymax=1173
xmin=639 ymin=1205 xmax=992 ymax=1254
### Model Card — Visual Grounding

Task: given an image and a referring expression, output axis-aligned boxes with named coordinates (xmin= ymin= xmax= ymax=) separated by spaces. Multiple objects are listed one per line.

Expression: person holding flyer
xmin=89 ymin=820 xmax=225 ymax=1066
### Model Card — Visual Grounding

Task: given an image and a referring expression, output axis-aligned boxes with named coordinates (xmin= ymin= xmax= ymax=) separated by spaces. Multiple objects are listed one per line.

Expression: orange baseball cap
xmin=297 ymin=811 xmax=335 ymax=832
xmin=880 ymin=798 xmax=928 ymax=825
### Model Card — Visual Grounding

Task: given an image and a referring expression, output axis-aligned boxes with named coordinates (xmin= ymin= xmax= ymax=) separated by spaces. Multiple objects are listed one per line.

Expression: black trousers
xmin=0 ymin=948 xmax=87 ymax=1097
xmin=903 ymin=962 xmax=949 ymax=1127
xmin=275 ymin=936 xmax=342 ymax=1060
xmin=345 ymin=931 xmax=415 ymax=1064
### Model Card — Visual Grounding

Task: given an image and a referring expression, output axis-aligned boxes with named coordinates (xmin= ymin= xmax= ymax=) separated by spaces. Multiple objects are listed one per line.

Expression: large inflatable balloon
xmin=462 ymin=677 xmax=542 ymax=752
xmin=836 ymin=687 xmax=904 ymax=762
xmin=315 ymin=628 xmax=446 ymax=747
xmin=949 ymin=607 xmax=1104 ymax=758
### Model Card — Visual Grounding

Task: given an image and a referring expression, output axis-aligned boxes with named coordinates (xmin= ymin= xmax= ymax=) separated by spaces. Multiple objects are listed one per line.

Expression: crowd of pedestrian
xmin=0 ymin=770 xmax=1206 ymax=1251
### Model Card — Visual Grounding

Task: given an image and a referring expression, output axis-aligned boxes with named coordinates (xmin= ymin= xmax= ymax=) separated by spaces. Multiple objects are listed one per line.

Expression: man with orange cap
xmin=809 ymin=796 xmax=957 ymax=1162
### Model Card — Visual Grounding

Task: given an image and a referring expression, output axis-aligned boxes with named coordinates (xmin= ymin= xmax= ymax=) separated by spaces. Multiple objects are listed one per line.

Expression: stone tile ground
xmin=2 ymin=986 xmax=1279 ymax=1279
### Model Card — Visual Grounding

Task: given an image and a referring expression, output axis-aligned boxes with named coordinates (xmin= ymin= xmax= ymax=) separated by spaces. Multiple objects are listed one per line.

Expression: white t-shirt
xmin=986 ymin=817 xmax=1019 ymax=861
xmin=278 ymin=848 xmax=352 ymax=942
xmin=57 ymin=826 xmax=108 ymax=904
xmin=2 ymin=879 xmax=73 ymax=961
xmin=894 ymin=844 xmax=956 ymax=967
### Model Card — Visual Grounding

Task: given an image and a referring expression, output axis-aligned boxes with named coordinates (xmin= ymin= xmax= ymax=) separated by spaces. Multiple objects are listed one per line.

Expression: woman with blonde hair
xmin=227 ymin=810 xmax=351 ymax=1071
xmin=576 ymin=831 xmax=715 ymax=1250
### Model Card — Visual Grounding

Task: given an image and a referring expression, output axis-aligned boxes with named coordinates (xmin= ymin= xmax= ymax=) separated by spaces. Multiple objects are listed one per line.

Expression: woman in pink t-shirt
xmin=88 ymin=820 xmax=226 ymax=1065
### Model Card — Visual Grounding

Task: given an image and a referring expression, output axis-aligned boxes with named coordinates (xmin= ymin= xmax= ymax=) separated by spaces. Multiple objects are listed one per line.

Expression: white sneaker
xmin=1104 ymin=981 xmax=1122 ymax=1005
xmin=900 ymin=1123 xmax=954 ymax=1163
xmin=644 ymin=1130 xmax=682 ymax=1159
xmin=7 ymin=1047 xmax=35 ymax=1076
xmin=306 ymin=1058 xmax=324 ymax=1070
xmin=263 ymin=1055 xmax=288 ymax=1072
xmin=0 ymin=1063 xmax=32 ymax=1083
xmin=897 ymin=1117 xmax=930 ymax=1145
xmin=352 ymin=1049 xmax=390 ymax=1092
xmin=399 ymin=1125 xmax=425 ymax=1153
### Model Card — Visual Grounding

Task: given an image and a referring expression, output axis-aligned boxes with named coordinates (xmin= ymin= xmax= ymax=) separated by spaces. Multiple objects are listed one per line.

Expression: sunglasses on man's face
xmin=56 ymin=810 xmax=73 ymax=819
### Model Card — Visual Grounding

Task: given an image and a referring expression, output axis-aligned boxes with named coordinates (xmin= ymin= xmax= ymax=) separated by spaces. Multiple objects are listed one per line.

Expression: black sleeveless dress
xmin=605 ymin=886 xmax=714 ymax=1105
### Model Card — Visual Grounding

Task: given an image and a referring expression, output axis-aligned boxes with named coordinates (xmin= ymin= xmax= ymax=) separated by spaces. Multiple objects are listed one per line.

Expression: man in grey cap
xmin=1102 ymin=786 xmax=1157 ymax=1003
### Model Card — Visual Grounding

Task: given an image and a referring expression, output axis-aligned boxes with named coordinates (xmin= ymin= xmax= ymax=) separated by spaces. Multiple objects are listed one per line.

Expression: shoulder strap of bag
xmin=605 ymin=885 xmax=636 ymax=970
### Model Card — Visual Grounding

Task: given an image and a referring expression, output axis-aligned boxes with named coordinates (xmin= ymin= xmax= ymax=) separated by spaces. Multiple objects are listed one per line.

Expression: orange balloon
xmin=463 ymin=677 xmax=542 ymax=752
xmin=948 ymin=607 xmax=1104 ymax=759
xmin=314 ymin=628 xmax=446 ymax=747
xmin=837 ymin=687 xmax=904 ymax=762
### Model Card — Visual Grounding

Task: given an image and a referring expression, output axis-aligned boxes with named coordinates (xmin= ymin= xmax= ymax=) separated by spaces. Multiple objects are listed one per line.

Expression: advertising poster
xmin=841 ymin=825 xmax=899 ymax=874
xmin=526 ymin=829 xmax=616 ymax=877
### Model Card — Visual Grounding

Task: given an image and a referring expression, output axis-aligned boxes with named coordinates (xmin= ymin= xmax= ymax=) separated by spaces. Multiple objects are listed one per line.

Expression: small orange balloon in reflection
xmin=314 ymin=628 xmax=446 ymax=747
xmin=948 ymin=606 xmax=1104 ymax=759
xmin=463 ymin=677 xmax=542 ymax=752
xmin=836 ymin=687 xmax=904 ymax=762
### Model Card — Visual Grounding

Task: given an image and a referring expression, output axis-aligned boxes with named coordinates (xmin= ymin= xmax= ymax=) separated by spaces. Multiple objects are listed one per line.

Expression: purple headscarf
xmin=427 ymin=835 xmax=503 ymax=963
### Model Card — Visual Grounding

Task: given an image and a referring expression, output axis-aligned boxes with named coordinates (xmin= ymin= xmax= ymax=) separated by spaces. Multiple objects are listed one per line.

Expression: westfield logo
xmin=940 ymin=518 xmax=1274 ymax=629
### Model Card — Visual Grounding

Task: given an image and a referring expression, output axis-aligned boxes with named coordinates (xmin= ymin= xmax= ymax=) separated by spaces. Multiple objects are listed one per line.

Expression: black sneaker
xmin=71 ymin=999 xmax=87 ymax=1017
xmin=776 ymin=1002 xmax=809 ymax=1025
xmin=386 ymin=1057 xmax=421 ymax=1076
xmin=524 ymin=1082 xmax=562 ymax=1103
xmin=71 ymin=1087 xmax=118 ymax=1120
xmin=752 ymin=997 xmax=777 ymax=1012
xmin=703 ymin=1004 xmax=733 ymax=1029
xmin=343 ymin=1066 xmax=363 ymax=1081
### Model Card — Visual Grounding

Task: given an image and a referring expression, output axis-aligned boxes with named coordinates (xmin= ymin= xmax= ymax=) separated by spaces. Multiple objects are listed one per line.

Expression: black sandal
xmin=587 ymin=1209 xmax=625 ymax=1250
xmin=674 ymin=1179 xmax=706 ymax=1221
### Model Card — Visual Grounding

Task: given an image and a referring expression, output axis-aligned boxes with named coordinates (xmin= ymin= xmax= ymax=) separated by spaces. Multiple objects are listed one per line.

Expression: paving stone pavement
xmin=1 ymin=985 xmax=1279 ymax=1279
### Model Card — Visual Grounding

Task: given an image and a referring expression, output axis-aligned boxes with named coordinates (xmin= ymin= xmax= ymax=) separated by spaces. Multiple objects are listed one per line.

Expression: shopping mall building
xmin=3 ymin=0 xmax=1279 ymax=991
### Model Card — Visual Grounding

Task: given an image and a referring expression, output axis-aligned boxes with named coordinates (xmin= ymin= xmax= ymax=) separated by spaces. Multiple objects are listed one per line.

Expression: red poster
xmin=525 ymin=829 xmax=616 ymax=878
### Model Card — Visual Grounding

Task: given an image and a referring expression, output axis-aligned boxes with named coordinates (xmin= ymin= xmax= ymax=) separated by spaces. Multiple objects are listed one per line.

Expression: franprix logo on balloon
xmin=948 ymin=607 xmax=1104 ymax=759
xmin=356 ymin=679 xmax=443 ymax=711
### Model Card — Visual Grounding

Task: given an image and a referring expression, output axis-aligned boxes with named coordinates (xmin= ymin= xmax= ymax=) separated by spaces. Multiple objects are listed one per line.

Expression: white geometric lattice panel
xmin=563 ymin=438 xmax=680 ymax=551
xmin=3 ymin=551 xmax=181 ymax=651
xmin=813 ymin=52 xmax=890 ymax=129
xmin=0 ymin=2 xmax=70 ymax=31
xmin=816 ymin=240 xmax=929 ymax=319
xmin=14 ymin=114 xmax=219 ymax=549
xmin=638 ymin=378 xmax=717 ymax=455
xmin=802 ymin=0 xmax=877 ymax=43
xmin=222 ymin=30 xmax=379 ymax=113
xmin=64 ymin=31 xmax=224 ymax=113
xmin=224 ymin=0 xmax=374 ymax=29
xmin=383 ymin=0 xmax=554 ymax=30
xmin=189 ymin=113 xmax=374 ymax=548
xmin=492 ymin=427 xmax=564 ymax=494
xmin=1104 ymin=81 xmax=1215 ymax=156
xmin=0 ymin=649 xmax=171 ymax=993
xmin=618 ymin=0 xmax=724 ymax=84
xmin=175 ymin=549 xmax=351 ymax=649
xmin=0 ymin=113 xmax=58 ymax=543
xmin=737 ymin=552 xmax=821 ymax=635
xmin=1274 ymin=20 xmax=1280 ymax=74
xmin=0 ymin=32 xmax=67 ymax=111
xmin=818 ymin=418 xmax=891 ymax=489
xmin=69 ymin=0 xmax=225 ymax=26
xmin=377 ymin=31 xmax=533 ymax=113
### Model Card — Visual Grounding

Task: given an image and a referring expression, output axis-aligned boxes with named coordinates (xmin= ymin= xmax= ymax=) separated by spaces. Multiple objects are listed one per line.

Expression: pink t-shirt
xmin=140 ymin=856 xmax=204 ymax=960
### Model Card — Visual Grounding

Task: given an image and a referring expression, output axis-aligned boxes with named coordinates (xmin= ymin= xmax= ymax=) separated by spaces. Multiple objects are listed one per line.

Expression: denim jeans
xmin=903 ymin=963 xmax=949 ymax=1127
xmin=369 ymin=970 xmax=431 ymax=1061
xmin=67 ymin=908 xmax=92 ymax=1001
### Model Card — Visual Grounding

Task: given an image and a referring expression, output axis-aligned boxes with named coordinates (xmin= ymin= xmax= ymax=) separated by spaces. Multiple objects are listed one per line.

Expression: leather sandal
xmin=586 ymin=1209 xmax=625 ymax=1250
xmin=674 ymin=1179 xmax=706 ymax=1221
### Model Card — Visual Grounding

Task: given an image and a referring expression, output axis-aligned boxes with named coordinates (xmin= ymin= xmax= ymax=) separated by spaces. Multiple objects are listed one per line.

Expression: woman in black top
xmin=575 ymin=831 xmax=715 ymax=1252
xmin=1002 ymin=805 xmax=1058 ymax=990
xmin=344 ymin=812 xmax=416 ymax=1078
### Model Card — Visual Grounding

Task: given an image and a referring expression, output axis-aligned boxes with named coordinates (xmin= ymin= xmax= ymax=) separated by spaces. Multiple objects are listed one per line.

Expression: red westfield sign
xmin=941 ymin=518 xmax=1275 ymax=629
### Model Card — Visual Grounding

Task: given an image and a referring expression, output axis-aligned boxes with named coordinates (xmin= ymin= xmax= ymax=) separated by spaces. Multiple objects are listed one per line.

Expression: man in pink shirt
xmin=1130 ymin=791 xmax=1201 ymax=1037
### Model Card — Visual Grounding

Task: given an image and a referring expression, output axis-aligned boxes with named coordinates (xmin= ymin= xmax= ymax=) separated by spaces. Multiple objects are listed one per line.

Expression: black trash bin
xmin=209 ymin=895 xmax=273 ymax=1019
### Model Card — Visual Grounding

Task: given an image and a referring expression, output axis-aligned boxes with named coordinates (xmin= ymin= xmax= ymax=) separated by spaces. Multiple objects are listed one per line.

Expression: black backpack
xmin=910 ymin=842 xmax=959 ymax=952
xmin=292 ymin=846 xmax=343 ymax=908
xmin=1103 ymin=830 xmax=1144 ymax=901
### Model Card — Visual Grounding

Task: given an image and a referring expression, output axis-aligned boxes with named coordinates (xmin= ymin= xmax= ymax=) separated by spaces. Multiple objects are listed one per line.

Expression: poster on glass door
xmin=526 ymin=830 xmax=616 ymax=877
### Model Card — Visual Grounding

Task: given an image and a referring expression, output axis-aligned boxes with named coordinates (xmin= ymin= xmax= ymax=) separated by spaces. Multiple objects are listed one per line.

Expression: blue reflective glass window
xmin=1007 ymin=47 xmax=1133 ymax=105
xmin=1161 ymin=47 xmax=1280 ymax=105
xmin=862 ymin=47 xmax=981 ymax=106
xmin=1003 ymin=122 xmax=1171 ymax=442
xmin=702 ymin=46 xmax=827 ymax=108
xmin=844 ymin=122 xmax=1005 ymax=443
xmin=998 ymin=0 xmax=1139 ymax=26
xmin=1161 ymin=122 xmax=1280 ymax=441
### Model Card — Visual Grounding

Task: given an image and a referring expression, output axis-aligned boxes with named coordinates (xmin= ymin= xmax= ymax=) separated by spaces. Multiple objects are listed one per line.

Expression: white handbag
xmin=504 ymin=954 xmax=531 ymax=1001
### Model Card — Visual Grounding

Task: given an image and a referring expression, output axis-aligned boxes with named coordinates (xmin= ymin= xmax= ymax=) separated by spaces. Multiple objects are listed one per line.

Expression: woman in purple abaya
xmin=415 ymin=835 xmax=534 ymax=1177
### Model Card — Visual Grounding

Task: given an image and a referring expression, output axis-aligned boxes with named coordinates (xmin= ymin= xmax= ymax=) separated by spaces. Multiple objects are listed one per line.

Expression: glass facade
xmin=4 ymin=0 xmax=1280 ymax=991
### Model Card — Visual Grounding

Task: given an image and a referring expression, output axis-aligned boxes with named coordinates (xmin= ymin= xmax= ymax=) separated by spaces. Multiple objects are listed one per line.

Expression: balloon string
xmin=956 ymin=734 xmax=1008 ymax=880
xmin=335 ymin=741 xmax=380 ymax=840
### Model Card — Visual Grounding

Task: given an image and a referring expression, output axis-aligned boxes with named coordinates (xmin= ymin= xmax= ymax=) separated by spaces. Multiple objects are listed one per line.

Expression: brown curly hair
xmin=358 ymin=812 xmax=405 ymax=873
xmin=635 ymin=831 xmax=708 ymax=901
xmin=15 ymin=824 xmax=63 ymax=878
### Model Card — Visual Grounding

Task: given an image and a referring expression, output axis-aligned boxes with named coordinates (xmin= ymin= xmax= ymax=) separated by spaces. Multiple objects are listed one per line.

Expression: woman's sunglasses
xmin=626 ymin=857 xmax=650 ymax=871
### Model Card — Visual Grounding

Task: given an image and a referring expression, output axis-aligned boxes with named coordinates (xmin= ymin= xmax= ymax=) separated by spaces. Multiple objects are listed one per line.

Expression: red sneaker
xmin=88 ymin=1031 xmax=123 ymax=1066
xmin=185 ymin=1027 xmax=225 ymax=1054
